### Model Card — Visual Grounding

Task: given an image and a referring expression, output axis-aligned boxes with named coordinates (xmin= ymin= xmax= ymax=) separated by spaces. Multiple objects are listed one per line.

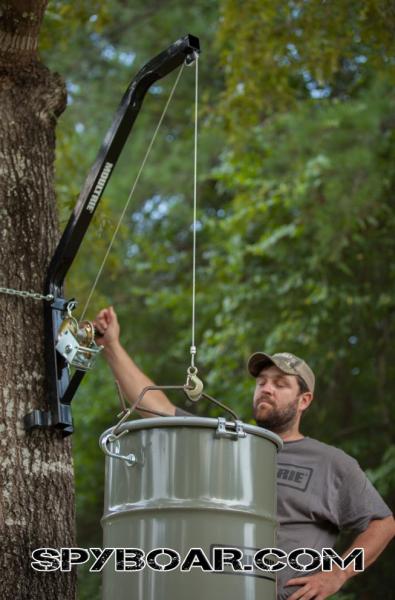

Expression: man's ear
xmin=299 ymin=392 xmax=313 ymax=413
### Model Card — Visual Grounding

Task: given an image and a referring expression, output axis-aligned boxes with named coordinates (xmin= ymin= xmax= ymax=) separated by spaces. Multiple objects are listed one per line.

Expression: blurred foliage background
xmin=40 ymin=1 xmax=394 ymax=598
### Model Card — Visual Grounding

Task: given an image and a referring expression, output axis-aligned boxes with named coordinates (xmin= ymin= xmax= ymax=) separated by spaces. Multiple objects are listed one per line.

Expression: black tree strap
xmin=24 ymin=34 xmax=200 ymax=436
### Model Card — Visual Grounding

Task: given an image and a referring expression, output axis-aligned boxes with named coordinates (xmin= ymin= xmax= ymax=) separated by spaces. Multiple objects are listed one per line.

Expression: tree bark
xmin=0 ymin=2 xmax=75 ymax=598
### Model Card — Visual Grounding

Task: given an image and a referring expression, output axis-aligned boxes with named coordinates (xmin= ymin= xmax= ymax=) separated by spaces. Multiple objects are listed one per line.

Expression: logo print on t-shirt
xmin=277 ymin=463 xmax=313 ymax=492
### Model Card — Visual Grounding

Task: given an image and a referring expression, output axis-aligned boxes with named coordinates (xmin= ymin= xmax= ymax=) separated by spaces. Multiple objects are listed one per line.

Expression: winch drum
xmin=100 ymin=416 xmax=282 ymax=600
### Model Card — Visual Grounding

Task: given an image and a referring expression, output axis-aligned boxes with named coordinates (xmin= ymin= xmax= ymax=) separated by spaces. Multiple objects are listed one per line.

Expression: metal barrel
xmin=100 ymin=416 xmax=282 ymax=600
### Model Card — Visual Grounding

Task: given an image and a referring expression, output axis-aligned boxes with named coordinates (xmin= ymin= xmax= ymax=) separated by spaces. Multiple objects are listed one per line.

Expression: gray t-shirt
xmin=174 ymin=410 xmax=392 ymax=599
xmin=276 ymin=437 xmax=392 ymax=599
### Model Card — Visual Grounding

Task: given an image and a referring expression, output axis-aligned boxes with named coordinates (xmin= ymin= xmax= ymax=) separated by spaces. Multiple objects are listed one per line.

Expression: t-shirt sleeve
xmin=174 ymin=406 xmax=193 ymax=416
xmin=331 ymin=452 xmax=393 ymax=534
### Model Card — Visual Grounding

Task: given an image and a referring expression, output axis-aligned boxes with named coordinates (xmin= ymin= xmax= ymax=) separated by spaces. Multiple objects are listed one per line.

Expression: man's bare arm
xmin=94 ymin=306 xmax=176 ymax=417
xmin=286 ymin=515 xmax=395 ymax=600
xmin=336 ymin=515 xmax=395 ymax=584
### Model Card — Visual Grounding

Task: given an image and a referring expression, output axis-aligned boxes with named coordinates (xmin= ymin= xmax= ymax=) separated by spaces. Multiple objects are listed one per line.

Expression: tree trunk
xmin=0 ymin=3 xmax=75 ymax=598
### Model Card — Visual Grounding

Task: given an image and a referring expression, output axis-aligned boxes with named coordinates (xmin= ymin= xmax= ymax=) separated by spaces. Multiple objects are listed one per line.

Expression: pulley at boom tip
xmin=181 ymin=34 xmax=201 ymax=65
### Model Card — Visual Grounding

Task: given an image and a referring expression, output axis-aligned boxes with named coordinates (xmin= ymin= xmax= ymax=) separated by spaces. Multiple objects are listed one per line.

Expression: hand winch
xmin=55 ymin=302 xmax=102 ymax=371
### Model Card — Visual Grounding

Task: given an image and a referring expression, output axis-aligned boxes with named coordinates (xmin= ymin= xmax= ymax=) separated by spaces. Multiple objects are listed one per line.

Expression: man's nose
xmin=260 ymin=381 xmax=274 ymax=394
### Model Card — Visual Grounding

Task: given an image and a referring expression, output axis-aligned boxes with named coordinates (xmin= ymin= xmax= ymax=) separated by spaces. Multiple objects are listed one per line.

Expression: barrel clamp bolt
xmin=215 ymin=417 xmax=246 ymax=440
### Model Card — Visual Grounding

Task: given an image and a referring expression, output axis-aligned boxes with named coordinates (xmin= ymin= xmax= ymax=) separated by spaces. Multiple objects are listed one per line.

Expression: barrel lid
xmin=101 ymin=416 xmax=283 ymax=450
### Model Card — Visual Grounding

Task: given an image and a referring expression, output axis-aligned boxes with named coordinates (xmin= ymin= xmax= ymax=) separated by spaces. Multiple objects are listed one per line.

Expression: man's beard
xmin=255 ymin=396 xmax=299 ymax=433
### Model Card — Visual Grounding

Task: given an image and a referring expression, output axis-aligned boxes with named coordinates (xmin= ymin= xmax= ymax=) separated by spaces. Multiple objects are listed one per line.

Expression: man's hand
xmin=285 ymin=570 xmax=346 ymax=600
xmin=93 ymin=306 xmax=120 ymax=349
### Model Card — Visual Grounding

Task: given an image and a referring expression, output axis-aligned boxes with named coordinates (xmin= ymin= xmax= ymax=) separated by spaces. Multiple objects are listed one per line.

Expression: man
xmin=94 ymin=306 xmax=395 ymax=600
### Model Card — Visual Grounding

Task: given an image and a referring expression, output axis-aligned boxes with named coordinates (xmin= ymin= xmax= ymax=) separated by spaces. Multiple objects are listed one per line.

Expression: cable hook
xmin=184 ymin=366 xmax=204 ymax=402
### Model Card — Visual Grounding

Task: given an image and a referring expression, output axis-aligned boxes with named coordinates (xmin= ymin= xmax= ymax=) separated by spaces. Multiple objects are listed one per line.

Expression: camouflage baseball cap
xmin=247 ymin=352 xmax=315 ymax=393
